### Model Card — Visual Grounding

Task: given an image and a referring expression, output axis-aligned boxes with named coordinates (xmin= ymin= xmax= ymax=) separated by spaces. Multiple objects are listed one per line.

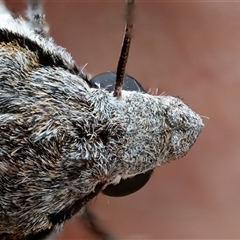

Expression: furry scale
xmin=0 ymin=2 xmax=203 ymax=239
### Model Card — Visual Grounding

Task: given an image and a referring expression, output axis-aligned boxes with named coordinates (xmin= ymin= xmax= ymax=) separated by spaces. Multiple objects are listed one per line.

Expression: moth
xmin=0 ymin=0 xmax=204 ymax=239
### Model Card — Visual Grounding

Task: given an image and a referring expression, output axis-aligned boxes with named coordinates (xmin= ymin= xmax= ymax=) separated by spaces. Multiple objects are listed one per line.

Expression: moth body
xmin=0 ymin=3 xmax=203 ymax=239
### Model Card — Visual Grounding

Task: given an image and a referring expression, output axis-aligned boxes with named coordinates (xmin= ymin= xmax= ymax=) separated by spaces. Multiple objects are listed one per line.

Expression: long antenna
xmin=113 ymin=0 xmax=134 ymax=99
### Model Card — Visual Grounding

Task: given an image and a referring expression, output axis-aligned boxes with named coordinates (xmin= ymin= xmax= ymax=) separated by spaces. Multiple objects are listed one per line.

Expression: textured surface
xmin=6 ymin=0 xmax=240 ymax=239
xmin=0 ymin=1 xmax=203 ymax=238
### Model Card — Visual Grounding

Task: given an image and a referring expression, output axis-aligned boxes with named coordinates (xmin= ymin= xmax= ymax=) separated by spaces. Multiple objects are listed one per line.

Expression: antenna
xmin=113 ymin=0 xmax=134 ymax=99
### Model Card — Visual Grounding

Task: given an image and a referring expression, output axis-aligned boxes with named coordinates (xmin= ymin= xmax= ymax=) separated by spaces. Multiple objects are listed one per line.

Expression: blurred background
xmin=7 ymin=0 xmax=240 ymax=239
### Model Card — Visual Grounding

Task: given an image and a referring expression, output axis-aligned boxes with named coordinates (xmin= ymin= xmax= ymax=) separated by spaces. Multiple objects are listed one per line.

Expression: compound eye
xmin=102 ymin=169 xmax=153 ymax=197
xmin=90 ymin=72 xmax=146 ymax=93
xmin=90 ymin=72 xmax=153 ymax=197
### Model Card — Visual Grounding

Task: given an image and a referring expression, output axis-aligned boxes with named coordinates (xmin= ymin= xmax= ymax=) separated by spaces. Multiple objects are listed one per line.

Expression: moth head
xmin=88 ymin=0 xmax=203 ymax=197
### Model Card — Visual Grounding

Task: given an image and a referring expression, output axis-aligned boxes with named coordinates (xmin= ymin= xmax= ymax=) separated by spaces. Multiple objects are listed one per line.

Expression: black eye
xmin=102 ymin=169 xmax=153 ymax=197
xmin=90 ymin=72 xmax=146 ymax=93
xmin=90 ymin=72 xmax=153 ymax=197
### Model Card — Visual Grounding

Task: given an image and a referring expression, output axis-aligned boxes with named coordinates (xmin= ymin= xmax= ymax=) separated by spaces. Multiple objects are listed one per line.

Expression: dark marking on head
xmin=0 ymin=29 xmax=88 ymax=83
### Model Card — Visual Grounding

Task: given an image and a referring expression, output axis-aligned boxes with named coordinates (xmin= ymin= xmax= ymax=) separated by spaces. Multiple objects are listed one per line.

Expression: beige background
xmin=7 ymin=0 xmax=240 ymax=239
